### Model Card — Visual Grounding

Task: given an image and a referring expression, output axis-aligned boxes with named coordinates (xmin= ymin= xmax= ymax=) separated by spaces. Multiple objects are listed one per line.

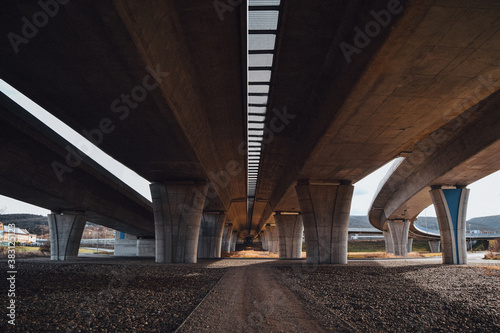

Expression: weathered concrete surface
xmin=198 ymin=212 xmax=226 ymax=259
xmin=137 ymin=237 xmax=155 ymax=257
xmin=260 ymin=232 xmax=269 ymax=251
xmin=274 ymin=213 xmax=303 ymax=259
xmin=252 ymin=0 xmax=500 ymax=237
xmin=266 ymin=225 xmax=279 ymax=254
xmin=221 ymin=224 xmax=233 ymax=253
xmin=230 ymin=231 xmax=238 ymax=252
xmin=387 ymin=220 xmax=410 ymax=257
xmin=428 ymin=240 xmax=441 ymax=253
xmin=430 ymin=187 xmax=469 ymax=264
xmin=0 ymin=93 xmax=154 ymax=236
xmin=407 ymin=238 xmax=414 ymax=253
xmin=48 ymin=212 xmax=87 ymax=260
xmin=114 ymin=232 xmax=138 ymax=256
xmin=383 ymin=230 xmax=394 ymax=254
xmin=370 ymin=91 xmax=500 ymax=231
xmin=0 ymin=0 xmax=247 ymax=232
xmin=150 ymin=182 xmax=207 ymax=263
xmin=296 ymin=182 xmax=353 ymax=264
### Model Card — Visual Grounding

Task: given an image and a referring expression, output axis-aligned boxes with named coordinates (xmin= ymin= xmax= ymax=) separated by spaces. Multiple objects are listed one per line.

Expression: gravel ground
xmin=1 ymin=257 xmax=499 ymax=332
xmin=1 ymin=258 xmax=226 ymax=332
xmin=274 ymin=260 xmax=500 ymax=332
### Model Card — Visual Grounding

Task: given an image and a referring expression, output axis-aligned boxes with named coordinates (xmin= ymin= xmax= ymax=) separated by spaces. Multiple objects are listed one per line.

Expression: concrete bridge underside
xmin=0 ymin=0 xmax=499 ymax=263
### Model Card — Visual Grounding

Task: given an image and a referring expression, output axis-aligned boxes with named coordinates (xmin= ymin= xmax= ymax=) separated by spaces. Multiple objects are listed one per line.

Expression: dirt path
xmin=176 ymin=262 xmax=325 ymax=332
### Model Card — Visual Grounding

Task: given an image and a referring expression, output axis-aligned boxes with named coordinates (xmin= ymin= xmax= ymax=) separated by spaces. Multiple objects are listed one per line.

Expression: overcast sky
xmin=1 ymin=79 xmax=499 ymax=220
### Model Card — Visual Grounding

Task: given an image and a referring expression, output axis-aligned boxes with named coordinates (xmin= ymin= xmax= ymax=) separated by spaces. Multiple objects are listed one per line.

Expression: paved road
xmin=177 ymin=262 xmax=325 ymax=333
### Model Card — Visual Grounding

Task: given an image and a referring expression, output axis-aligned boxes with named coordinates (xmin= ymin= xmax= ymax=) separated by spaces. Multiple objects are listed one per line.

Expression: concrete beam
xmin=274 ymin=213 xmax=303 ymax=259
xmin=150 ymin=182 xmax=207 ymax=263
xmin=296 ymin=182 xmax=354 ymax=264
xmin=48 ymin=212 xmax=87 ymax=260
xmin=221 ymin=224 xmax=233 ymax=253
xmin=387 ymin=220 xmax=410 ymax=257
xmin=430 ymin=187 xmax=469 ymax=265
xmin=198 ymin=212 xmax=226 ymax=259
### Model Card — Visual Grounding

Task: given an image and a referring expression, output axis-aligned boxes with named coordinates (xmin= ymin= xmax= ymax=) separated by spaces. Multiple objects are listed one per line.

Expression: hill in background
xmin=0 ymin=214 xmax=49 ymax=235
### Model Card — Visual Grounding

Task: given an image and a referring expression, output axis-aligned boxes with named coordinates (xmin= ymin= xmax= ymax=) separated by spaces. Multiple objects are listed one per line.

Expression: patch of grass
xmin=225 ymin=250 xmax=278 ymax=258
xmin=12 ymin=246 xmax=41 ymax=252
xmin=77 ymin=248 xmax=114 ymax=255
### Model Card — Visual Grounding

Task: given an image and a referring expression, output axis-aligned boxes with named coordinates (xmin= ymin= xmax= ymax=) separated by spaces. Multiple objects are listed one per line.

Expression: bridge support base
xmin=150 ymin=182 xmax=207 ymax=263
xmin=428 ymin=240 xmax=441 ymax=252
xmin=260 ymin=232 xmax=268 ymax=251
xmin=430 ymin=186 xmax=469 ymax=265
xmin=197 ymin=212 xmax=226 ymax=259
xmin=407 ymin=237 xmax=414 ymax=253
xmin=266 ymin=225 xmax=279 ymax=254
xmin=275 ymin=213 xmax=303 ymax=259
xmin=48 ymin=212 xmax=86 ymax=260
xmin=221 ymin=224 xmax=233 ymax=253
xmin=387 ymin=220 xmax=410 ymax=257
xmin=296 ymin=182 xmax=354 ymax=264
xmin=230 ymin=231 xmax=238 ymax=252
xmin=114 ymin=232 xmax=138 ymax=256
xmin=137 ymin=237 xmax=155 ymax=256
xmin=383 ymin=230 xmax=394 ymax=254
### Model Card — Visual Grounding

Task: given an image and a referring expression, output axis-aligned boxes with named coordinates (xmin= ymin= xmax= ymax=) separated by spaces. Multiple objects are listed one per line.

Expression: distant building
xmin=0 ymin=222 xmax=37 ymax=245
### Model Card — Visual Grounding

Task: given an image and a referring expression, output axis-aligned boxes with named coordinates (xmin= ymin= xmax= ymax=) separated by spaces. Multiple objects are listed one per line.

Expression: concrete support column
xmin=407 ymin=237 xmax=414 ymax=254
xmin=221 ymin=224 xmax=233 ymax=253
xmin=428 ymin=240 xmax=441 ymax=253
xmin=114 ymin=232 xmax=138 ymax=256
xmin=150 ymin=182 xmax=207 ymax=263
xmin=274 ymin=213 xmax=304 ymax=259
xmin=295 ymin=181 xmax=354 ymax=264
xmin=430 ymin=186 xmax=469 ymax=265
xmin=197 ymin=212 xmax=226 ymax=259
xmin=230 ymin=231 xmax=238 ymax=252
xmin=266 ymin=225 xmax=279 ymax=253
xmin=261 ymin=232 xmax=268 ymax=250
xmin=383 ymin=230 xmax=394 ymax=254
xmin=387 ymin=220 xmax=410 ymax=257
xmin=48 ymin=212 xmax=87 ymax=260
xmin=137 ymin=237 xmax=155 ymax=257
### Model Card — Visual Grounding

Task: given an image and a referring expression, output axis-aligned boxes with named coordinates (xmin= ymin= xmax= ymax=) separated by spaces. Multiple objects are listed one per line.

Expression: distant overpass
xmin=0 ymin=91 xmax=154 ymax=259
xmin=369 ymin=90 xmax=500 ymax=263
